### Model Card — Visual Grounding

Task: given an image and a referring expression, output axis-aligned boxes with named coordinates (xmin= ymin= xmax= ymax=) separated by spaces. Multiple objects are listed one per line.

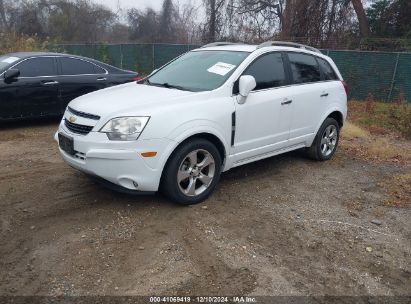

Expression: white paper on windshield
xmin=2 ymin=57 xmax=20 ymax=64
xmin=207 ymin=62 xmax=236 ymax=76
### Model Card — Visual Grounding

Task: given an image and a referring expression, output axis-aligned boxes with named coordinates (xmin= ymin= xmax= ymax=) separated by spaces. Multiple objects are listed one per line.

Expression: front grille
xmin=65 ymin=119 xmax=93 ymax=135
xmin=68 ymin=106 xmax=100 ymax=120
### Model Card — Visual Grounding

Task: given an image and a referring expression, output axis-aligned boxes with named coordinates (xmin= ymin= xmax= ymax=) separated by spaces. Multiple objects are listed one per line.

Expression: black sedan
xmin=0 ymin=52 xmax=139 ymax=120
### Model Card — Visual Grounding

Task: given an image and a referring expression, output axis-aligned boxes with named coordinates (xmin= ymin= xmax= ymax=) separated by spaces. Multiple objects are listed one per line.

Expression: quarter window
xmin=243 ymin=53 xmax=287 ymax=91
xmin=94 ymin=65 xmax=106 ymax=74
xmin=288 ymin=53 xmax=321 ymax=84
xmin=61 ymin=58 xmax=98 ymax=75
xmin=318 ymin=58 xmax=338 ymax=80
xmin=15 ymin=57 xmax=55 ymax=77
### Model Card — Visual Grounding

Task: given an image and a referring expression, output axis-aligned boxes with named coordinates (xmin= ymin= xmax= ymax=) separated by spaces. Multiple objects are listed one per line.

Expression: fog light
xmin=118 ymin=178 xmax=139 ymax=190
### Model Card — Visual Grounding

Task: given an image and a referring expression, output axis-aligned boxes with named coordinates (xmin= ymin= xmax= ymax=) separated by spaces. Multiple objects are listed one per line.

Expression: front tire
xmin=307 ymin=117 xmax=340 ymax=161
xmin=161 ymin=138 xmax=222 ymax=205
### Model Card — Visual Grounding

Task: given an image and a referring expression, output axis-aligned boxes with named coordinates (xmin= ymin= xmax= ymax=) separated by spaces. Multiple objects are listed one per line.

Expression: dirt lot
xmin=0 ymin=119 xmax=410 ymax=297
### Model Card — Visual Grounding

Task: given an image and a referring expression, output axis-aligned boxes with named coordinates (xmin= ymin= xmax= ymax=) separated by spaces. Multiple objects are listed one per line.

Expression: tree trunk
xmin=208 ymin=0 xmax=216 ymax=42
xmin=0 ymin=0 xmax=8 ymax=30
xmin=351 ymin=0 xmax=370 ymax=37
xmin=281 ymin=0 xmax=295 ymax=39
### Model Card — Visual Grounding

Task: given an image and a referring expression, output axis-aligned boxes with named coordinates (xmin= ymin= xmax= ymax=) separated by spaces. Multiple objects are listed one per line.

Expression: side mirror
xmin=4 ymin=69 xmax=20 ymax=81
xmin=239 ymin=75 xmax=256 ymax=98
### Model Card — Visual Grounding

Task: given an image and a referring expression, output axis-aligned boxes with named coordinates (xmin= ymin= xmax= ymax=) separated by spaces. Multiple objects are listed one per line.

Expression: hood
xmin=68 ymin=82 xmax=196 ymax=118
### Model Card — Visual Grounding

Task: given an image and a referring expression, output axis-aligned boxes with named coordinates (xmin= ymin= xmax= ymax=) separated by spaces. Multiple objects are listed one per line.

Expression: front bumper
xmin=55 ymin=121 xmax=175 ymax=192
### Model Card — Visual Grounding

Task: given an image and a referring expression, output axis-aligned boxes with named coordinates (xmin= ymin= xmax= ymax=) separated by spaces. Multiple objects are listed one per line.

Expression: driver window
xmin=243 ymin=52 xmax=287 ymax=91
xmin=15 ymin=57 xmax=56 ymax=77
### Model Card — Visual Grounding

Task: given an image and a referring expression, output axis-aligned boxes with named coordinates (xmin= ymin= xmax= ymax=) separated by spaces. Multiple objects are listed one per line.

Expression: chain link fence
xmin=52 ymin=43 xmax=411 ymax=103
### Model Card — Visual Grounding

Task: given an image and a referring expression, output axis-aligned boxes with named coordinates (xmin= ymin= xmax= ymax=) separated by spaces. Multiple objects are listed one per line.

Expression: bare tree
xmin=159 ymin=0 xmax=175 ymax=42
xmin=231 ymin=0 xmax=281 ymax=42
xmin=281 ymin=0 xmax=293 ymax=39
xmin=0 ymin=0 xmax=8 ymax=29
xmin=174 ymin=0 xmax=202 ymax=44
xmin=203 ymin=0 xmax=225 ymax=42
xmin=351 ymin=0 xmax=370 ymax=37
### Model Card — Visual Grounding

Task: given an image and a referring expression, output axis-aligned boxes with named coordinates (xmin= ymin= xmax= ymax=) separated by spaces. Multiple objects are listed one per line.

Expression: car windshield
xmin=0 ymin=55 xmax=20 ymax=73
xmin=147 ymin=50 xmax=249 ymax=92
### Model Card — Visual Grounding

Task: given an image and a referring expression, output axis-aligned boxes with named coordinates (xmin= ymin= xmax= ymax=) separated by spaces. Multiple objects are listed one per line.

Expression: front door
xmin=12 ymin=57 xmax=60 ymax=118
xmin=0 ymin=77 xmax=21 ymax=120
xmin=232 ymin=52 xmax=293 ymax=165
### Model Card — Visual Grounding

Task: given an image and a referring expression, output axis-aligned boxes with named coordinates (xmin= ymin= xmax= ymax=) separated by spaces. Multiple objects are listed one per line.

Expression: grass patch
xmin=348 ymin=100 xmax=411 ymax=139
xmin=0 ymin=32 xmax=49 ymax=55
xmin=341 ymin=121 xmax=370 ymax=139
xmin=368 ymin=138 xmax=411 ymax=160
xmin=340 ymin=121 xmax=411 ymax=163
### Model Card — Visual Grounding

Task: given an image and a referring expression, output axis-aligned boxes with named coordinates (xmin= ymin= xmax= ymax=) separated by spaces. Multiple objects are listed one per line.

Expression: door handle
xmin=97 ymin=77 xmax=107 ymax=81
xmin=320 ymin=93 xmax=329 ymax=97
xmin=41 ymin=80 xmax=59 ymax=86
xmin=281 ymin=99 xmax=292 ymax=105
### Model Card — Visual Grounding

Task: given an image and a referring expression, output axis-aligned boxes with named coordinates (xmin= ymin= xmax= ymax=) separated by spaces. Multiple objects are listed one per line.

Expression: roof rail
xmin=257 ymin=41 xmax=322 ymax=54
xmin=201 ymin=42 xmax=242 ymax=48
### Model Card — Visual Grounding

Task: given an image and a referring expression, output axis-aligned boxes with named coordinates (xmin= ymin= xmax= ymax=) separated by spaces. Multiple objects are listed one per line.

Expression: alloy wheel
xmin=177 ymin=149 xmax=216 ymax=197
xmin=320 ymin=125 xmax=338 ymax=157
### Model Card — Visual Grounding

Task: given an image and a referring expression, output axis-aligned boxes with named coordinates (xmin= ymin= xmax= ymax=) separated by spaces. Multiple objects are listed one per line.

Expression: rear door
xmin=316 ymin=56 xmax=344 ymax=112
xmin=285 ymin=52 xmax=325 ymax=141
xmin=12 ymin=57 xmax=60 ymax=118
xmin=57 ymin=57 xmax=108 ymax=111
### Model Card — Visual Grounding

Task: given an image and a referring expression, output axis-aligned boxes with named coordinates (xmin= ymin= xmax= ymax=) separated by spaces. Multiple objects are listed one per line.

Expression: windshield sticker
xmin=207 ymin=62 xmax=236 ymax=76
xmin=1 ymin=57 xmax=20 ymax=64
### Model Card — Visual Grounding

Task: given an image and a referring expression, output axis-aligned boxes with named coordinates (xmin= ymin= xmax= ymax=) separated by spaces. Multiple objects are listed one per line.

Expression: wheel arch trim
xmin=156 ymin=124 xmax=229 ymax=185
xmin=315 ymin=108 xmax=345 ymax=135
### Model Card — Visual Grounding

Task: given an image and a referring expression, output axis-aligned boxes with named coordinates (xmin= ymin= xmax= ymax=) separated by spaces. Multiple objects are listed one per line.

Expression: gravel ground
xmin=0 ymin=119 xmax=410 ymax=296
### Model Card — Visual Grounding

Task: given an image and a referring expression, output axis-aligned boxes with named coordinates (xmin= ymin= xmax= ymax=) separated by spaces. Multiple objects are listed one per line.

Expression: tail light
xmin=341 ymin=81 xmax=349 ymax=95
xmin=133 ymin=76 xmax=141 ymax=81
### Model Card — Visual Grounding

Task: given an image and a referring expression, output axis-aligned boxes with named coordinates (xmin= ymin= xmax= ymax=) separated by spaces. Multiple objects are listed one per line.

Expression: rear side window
xmin=318 ymin=58 xmax=338 ymax=80
xmin=243 ymin=52 xmax=286 ymax=91
xmin=16 ymin=57 xmax=56 ymax=77
xmin=61 ymin=58 xmax=98 ymax=75
xmin=94 ymin=64 xmax=106 ymax=74
xmin=288 ymin=53 xmax=321 ymax=84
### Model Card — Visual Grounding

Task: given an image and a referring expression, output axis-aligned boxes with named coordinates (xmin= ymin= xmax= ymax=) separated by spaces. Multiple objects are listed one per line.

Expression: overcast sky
xmin=95 ymin=0 xmax=201 ymax=12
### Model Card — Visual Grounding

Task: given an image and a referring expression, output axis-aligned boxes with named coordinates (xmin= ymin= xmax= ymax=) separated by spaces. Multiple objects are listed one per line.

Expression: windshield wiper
xmin=150 ymin=82 xmax=193 ymax=92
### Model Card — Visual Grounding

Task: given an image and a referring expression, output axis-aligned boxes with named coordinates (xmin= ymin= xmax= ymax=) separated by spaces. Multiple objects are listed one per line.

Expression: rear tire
xmin=307 ymin=117 xmax=340 ymax=161
xmin=161 ymin=138 xmax=222 ymax=205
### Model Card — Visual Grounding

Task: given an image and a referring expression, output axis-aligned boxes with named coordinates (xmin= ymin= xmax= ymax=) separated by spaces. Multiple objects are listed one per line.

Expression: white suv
xmin=56 ymin=42 xmax=348 ymax=204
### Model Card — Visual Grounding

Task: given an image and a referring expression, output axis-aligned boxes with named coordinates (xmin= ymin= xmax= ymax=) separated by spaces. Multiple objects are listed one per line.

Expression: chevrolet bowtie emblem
xmin=69 ymin=116 xmax=76 ymax=123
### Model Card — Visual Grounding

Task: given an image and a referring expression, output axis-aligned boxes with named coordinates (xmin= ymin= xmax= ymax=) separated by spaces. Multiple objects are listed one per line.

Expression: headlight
xmin=100 ymin=116 xmax=150 ymax=141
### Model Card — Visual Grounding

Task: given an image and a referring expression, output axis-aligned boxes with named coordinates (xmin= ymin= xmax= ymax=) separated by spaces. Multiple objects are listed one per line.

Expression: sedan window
xmin=94 ymin=65 xmax=106 ymax=74
xmin=61 ymin=57 xmax=98 ymax=75
xmin=15 ymin=57 xmax=56 ymax=77
xmin=288 ymin=53 xmax=321 ymax=84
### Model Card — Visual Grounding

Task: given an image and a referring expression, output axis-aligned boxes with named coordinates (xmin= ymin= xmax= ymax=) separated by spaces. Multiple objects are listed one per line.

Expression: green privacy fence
xmin=52 ymin=43 xmax=411 ymax=103
xmin=322 ymin=49 xmax=410 ymax=103
xmin=52 ymin=43 xmax=199 ymax=75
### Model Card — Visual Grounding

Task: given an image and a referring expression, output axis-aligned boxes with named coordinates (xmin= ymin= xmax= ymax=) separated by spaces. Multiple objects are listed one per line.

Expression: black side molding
xmin=231 ymin=112 xmax=236 ymax=146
